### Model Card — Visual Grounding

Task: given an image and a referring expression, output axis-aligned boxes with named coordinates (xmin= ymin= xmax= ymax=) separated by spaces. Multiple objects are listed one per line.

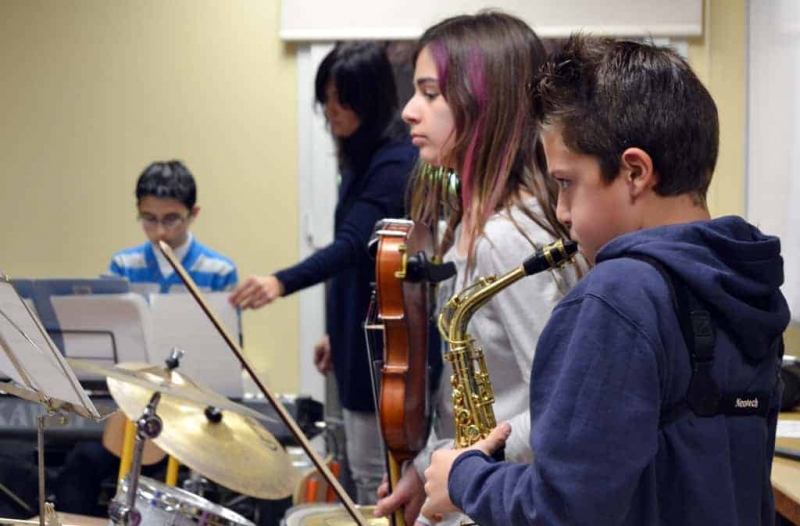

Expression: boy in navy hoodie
xmin=420 ymin=35 xmax=790 ymax=526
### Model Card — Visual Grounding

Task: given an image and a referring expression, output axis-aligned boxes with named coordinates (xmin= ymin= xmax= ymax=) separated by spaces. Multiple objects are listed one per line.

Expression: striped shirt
xmin=109 ymin=236 xmax=238 ymax=293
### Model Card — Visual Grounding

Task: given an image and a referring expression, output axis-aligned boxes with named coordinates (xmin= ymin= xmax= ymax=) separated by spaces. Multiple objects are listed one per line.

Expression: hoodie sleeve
xmin=448 ymin=293 xmax=661 ymax=526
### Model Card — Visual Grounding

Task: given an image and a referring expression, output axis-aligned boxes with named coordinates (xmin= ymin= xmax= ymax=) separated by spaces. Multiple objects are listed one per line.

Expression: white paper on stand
xmin=50 ymin=293 xmax=152 ymax=369
xmin=0 ymin=280 xmax=100 ymax=419
xmin=148 ymin=292 xmax=243 ymax=398
xmin=129 ymin=282 xmax=161 ymax=297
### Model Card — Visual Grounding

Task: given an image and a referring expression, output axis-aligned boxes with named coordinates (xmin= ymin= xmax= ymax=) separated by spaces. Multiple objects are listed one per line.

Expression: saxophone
xmin=438 ymin=239 xmax=578 ymax=449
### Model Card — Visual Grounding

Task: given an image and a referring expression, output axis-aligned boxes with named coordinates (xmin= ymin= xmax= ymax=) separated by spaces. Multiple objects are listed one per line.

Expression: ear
xmin=620 ymin=148 xmax=657 ymax=199
xmin=189 ymin=205 xmax=201 ymax=219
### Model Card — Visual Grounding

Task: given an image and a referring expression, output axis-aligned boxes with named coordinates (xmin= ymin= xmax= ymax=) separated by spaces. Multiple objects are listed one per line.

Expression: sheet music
xmin=129 ymin=282 xmax=161 ymax=297
xmin=149 ymin=292 xmax=243 ymax=397
xmin=6 ymin=275 xmax=243 ymax=398
xmin=0 ymin=280 xmax=99 ymax=418
xmin=50 ymin=293 xmax=151 ymax=366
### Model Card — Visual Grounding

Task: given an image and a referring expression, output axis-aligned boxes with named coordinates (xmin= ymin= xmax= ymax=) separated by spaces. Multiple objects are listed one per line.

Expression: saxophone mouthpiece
xmin=522 ymin=240 xmax=579 ymax=276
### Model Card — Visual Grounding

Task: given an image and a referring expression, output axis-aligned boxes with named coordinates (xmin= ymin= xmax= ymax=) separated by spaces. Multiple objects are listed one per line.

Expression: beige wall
xmin=0 ymin=0 xmax=301 ymax=392
xmin=688 ymin=0 xmax=746 ymax=219
xmin=0 ymin=0 xmax=793 ymax=394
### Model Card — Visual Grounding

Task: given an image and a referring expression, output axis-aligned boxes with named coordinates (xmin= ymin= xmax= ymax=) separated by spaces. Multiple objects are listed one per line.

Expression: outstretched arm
xmin=229 ymin=157 xmax=409 ymax=309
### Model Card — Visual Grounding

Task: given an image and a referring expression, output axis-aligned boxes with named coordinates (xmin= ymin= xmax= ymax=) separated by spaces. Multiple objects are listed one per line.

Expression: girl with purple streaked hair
xmin=373 ymin=11 xmax=583 ymax=526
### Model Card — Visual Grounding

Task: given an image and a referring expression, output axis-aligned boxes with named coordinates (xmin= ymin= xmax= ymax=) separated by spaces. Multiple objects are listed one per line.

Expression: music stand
xmin=0 ymin=273 xmax=108 ymax=526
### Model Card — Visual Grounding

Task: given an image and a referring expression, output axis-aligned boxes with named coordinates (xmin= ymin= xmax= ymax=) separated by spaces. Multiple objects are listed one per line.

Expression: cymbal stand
xmin=35 ymin=400 xmax=67 ymax=526
xmin=183 ymin=471 xmax=209 ymax=498
xmin=109 ymin=392 xmax=163 ymax=526
xmin=162 ymin=347 xmax=210 ymax=497
xmin=164 ymin=347 xmax=185 ymax=372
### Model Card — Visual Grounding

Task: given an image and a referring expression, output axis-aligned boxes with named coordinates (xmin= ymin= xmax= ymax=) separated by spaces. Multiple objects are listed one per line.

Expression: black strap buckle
xmin=686 ymin=360 xmax=721 ymax=416
xmin=686 ymin=309 xmax=720 ymax=416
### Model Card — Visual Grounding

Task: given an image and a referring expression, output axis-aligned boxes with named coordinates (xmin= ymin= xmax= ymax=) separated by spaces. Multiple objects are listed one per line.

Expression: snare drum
xmin=110 ymin=476 xmax=255 ymax=526
xmin=282 ymin=504 xmax=387 ymax=526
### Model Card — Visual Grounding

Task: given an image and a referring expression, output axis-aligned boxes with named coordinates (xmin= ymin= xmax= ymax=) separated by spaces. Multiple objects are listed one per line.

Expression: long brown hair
xmin=408 ymin=12 xmax=569 ymax=266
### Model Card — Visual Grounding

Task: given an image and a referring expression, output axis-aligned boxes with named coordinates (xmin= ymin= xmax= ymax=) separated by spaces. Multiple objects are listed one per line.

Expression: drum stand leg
xmin=184 ymin=470 xmax=209 ymax=498
xmin=36 ymin=412 xmax=67 ymax=526
xmin=109 ymin=393 xmax=163 ymax=526
xmin=37 ymin=417 xmax=44 ymax=526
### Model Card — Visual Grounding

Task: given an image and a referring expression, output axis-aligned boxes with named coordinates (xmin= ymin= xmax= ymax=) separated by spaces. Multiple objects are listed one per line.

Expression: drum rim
xmin=283 ymin=504 xmax=382 ymax=526
xmin=117 ymin=476 xmax=255 ymax=526
xmin=283 ymin=503 xmax=341 ymax=526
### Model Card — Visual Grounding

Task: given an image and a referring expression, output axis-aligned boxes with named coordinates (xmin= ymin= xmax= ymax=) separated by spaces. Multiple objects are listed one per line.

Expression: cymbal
xmin=97 ymin=362 xmax=300 ymax=500
xmin=67 ymin=359 xmax=276 ymax=424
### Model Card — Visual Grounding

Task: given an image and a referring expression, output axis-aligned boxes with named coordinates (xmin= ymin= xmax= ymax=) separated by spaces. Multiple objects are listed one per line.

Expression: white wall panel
xmin=281 ymin=0 xmax=702 ymax=41
xmin=747 ymin=0 xmax=799 ymax=322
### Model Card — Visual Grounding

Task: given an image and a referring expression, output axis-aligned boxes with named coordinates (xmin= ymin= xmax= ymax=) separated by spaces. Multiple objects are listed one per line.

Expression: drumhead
xmin=283 ymin=504 xmax=340 ymax=526
xmin=283 ymin=504 xmax=386 ymax=526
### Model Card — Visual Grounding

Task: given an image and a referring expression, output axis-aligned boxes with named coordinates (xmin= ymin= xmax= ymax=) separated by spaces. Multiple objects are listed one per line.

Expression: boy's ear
xmin=620 ymin=147 xmax=657 ymax=198
xmin=190 ymin=205 xmax=201 ymax=219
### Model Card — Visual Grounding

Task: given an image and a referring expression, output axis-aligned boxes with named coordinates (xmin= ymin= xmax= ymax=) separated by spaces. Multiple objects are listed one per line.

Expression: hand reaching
xmin=374 ymin=467 xmax=427 ymax=525
xmin=229 ymin=275 xmax=284 ymax=309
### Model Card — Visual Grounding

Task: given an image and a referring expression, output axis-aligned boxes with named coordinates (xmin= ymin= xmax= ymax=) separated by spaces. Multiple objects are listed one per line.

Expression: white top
xmin=152 ymin=233 xmax=192 ymax=278
xmin=414 ymin=199 xmax=583 ymax=525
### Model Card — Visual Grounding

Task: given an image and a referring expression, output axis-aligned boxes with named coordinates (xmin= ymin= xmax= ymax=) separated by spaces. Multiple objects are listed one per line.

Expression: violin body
xmin=374 ymin=219 xmax=434 ymax=461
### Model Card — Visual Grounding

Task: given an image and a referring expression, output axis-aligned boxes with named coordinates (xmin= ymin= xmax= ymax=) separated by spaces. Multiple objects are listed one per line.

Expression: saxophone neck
xmin=441 ymin=266 xmax=527 ymax=343
xmin=438 ymin=239 xmax=579 ymax=343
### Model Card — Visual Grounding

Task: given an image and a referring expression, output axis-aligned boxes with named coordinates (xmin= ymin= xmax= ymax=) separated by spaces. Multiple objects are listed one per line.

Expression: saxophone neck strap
xmin=623 ymin=254 xmax=777 ymax=428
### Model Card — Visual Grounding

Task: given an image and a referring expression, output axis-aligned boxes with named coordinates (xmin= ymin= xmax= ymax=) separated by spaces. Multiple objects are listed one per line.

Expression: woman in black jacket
xmin=230 ymin=41 xmax=416 ymax=504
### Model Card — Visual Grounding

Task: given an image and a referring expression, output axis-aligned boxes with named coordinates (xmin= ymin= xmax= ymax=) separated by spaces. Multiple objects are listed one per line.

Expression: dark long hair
xmin=315 ymin=42 xmax=407 ymax=175
xmin=408 ymin=12 xmax=570 ymax=264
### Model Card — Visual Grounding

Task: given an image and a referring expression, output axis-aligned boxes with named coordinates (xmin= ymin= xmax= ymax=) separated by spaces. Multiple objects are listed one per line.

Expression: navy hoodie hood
xmin=596 ymin=215 xmax=790 ymax=361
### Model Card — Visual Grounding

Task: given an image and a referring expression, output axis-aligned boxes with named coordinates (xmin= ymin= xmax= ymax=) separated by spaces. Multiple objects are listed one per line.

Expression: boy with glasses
xmin=55 ymin=161 xmax=239 ymax=516
xmin=109 ymin=160 xmax=238 ymax=292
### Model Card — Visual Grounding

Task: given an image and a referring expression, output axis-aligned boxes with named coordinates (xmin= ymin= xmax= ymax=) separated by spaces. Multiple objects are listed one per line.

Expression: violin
xmin=371 ymin=219 xmax=454 ymax=526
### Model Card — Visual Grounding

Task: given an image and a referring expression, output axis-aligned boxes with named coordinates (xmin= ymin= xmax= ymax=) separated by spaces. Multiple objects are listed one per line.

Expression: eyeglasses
xmin=138 ymin=213 xmax=189 ymax=230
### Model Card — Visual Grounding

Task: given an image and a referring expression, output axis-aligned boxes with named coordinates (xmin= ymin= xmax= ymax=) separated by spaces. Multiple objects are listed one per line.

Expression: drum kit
xmin=0 ymin=253 xmax=379 ymax=526
xmin=68 ymin=352 xmax=299 ymax=526
xmin=60 ymin=355 xmax=383 ymax=526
